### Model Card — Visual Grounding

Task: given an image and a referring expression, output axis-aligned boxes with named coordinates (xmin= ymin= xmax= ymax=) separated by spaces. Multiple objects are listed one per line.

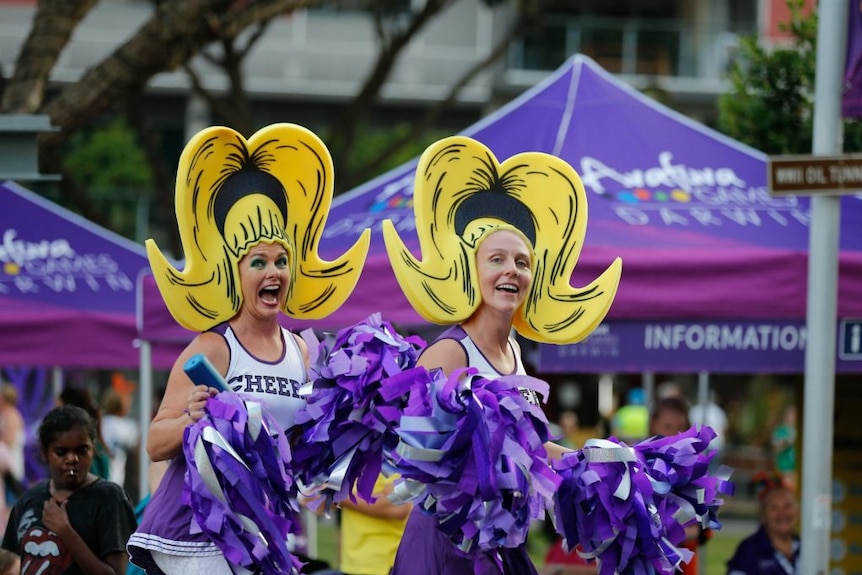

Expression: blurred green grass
xmin=311 ymin=515 xmax=339 ymax=569
xmin=702 ymin=529 xmax=746 ymax=575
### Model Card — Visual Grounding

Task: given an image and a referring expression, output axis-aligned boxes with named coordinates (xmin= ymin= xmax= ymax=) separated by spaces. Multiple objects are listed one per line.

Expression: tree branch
xmin=345 ymin=13 xmax=529 ymax=188
xmin=1 ymin=0 xmax=99 ymax=113
xmin=36 ymin=0 xmax=320 ymax=156
xmin=236 ymin=21 xmax=271 ymax=60
xmin=182 ymin=61 xmax=236 ymax=126
xmin=329 ymin=0 xmax=458 ymax=179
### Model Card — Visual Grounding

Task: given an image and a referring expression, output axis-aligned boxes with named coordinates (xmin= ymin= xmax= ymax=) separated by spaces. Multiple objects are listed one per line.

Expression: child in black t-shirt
xmin=1 ymin=405 xmax=136 ymax=575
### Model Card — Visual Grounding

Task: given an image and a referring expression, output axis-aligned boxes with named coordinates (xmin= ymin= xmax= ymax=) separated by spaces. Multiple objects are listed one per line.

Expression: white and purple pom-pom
xmin=390 ymin=368 xmax=560 ymax=552
xmin=292 ymin=313 xmax=425 ymax=505
xmin=551 ymin=428 xmax=734 ymax=575
xmin=182 ymin=392 xmax=302 ymax=575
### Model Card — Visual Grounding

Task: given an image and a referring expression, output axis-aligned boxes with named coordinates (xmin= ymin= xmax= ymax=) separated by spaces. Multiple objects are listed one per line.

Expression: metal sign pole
xmin=800 ymin=1 xmax=847 ymax=573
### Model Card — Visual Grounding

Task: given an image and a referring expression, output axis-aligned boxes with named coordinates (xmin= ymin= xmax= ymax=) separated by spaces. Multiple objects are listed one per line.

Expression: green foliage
xmin=62 ymin=117 xmax=154 ymax=241
xmin=717 ymin=0 xmax=862 ymax=154
xmin=717 ymin=1 xmax=815 ymax=154
xmin=63 ymin=117 xmax=154 ymax=197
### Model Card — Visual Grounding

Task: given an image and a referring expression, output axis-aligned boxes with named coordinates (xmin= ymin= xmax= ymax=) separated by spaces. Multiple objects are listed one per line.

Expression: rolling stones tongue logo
xmin=20 ymin=525 xmax=72 ymax=574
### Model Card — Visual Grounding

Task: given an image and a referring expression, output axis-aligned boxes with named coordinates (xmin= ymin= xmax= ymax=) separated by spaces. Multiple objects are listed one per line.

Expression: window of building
xmin=508 ymin=1 xmax=756 ymax=79
xmin=510 ymin=14 xmax=680 ymax=77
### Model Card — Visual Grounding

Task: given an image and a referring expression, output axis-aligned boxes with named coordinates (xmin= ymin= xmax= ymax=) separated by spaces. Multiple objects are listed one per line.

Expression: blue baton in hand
xmin=183 ymin=353 xmax=232 ymax=393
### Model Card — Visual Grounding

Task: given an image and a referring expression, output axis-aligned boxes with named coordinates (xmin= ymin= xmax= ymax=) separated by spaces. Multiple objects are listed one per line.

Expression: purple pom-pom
xmin=551 ymin=428 xmax=734 ymax=575
xmin=182 ymin=392 xmax=303 ymax=575
xmin=292 ymin=313 xmax=425 ymax=506
xmin=390 ymin=368 xmax=559 ymax=552
xmin=634 ymin=426 xmax=735 ymax=538
xmin=552 ymin=439 xmax=672 ymax=575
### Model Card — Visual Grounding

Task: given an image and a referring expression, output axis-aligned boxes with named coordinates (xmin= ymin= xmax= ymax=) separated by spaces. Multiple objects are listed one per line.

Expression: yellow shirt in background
xmin=340 ymin=475 xmax=410 ymax=575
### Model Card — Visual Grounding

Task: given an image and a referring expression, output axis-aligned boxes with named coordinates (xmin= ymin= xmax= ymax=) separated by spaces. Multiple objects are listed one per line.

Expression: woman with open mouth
xmin=127 ymin=123 xmax=369 ymax=575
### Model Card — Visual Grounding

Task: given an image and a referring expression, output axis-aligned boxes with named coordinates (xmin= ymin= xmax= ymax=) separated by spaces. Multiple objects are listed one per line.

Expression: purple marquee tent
xmin=139 ymin=55 xmax=862 ymax=374
xmin=0 ymin=180 xmax=189 ymax=491
xmin=0 ymin=180 xmax=179 ymax=370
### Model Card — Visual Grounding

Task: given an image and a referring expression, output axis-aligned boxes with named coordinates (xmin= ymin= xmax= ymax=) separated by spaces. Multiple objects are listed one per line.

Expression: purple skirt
xmin=390 ymin=509 xmax=538 ymax=575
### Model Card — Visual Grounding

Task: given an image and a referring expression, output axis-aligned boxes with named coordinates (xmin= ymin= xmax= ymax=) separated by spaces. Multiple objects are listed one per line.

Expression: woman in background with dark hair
xmin=1 ymin=405 xmax=136 ymax=574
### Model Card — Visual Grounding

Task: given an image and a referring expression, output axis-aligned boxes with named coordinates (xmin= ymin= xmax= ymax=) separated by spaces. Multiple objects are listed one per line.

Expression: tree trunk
xmin=126 ymin=97 xmax=183 ymax=256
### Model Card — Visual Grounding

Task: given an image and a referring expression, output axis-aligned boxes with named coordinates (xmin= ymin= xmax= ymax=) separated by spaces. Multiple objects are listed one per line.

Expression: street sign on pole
xmin=768 ymin=154 xmax=862 ymax=195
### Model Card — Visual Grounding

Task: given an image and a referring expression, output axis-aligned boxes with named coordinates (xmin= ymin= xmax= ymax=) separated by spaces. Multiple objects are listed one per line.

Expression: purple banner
xmin=0 ymin=181 xmax=149 ymax=313
xmin=0 ymin=180 xmax=153 ymax=368
xmin=844 ymin=1 xmax=862 ymax=118
xmin=537 ymin=320 xmax=862 ymax=374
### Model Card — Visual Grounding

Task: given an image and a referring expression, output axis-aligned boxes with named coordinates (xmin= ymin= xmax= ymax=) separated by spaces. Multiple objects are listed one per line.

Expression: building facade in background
xmin=0 ymin=0 xmax=812 ymax=135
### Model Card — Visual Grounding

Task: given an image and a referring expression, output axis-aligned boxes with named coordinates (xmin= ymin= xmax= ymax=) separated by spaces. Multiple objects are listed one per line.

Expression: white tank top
xmin=436 ymin=325 xmax=538 ymax=405
xmin=219 ymin=324 xmax=308 ymax=428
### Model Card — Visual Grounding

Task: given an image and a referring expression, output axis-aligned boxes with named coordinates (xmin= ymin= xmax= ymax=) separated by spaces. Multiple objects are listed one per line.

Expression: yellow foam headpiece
xmin=382 ymin=136 xmax=622 ymax=344
xmin=146 ymin=123 xmax=371 ymax=332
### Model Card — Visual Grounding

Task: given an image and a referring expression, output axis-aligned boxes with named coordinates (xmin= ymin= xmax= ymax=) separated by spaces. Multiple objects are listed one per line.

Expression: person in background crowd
xmin=0 ymin=384 xmax=25 ymax=489
xmin=771 ymin=404 xmax=798 ymax=491
xmin=556 ymin=410 xmax=580 ymax=450
xmin=0 ymin=443 xmax=12 ymax=535
xmin=101 ymin=388 xmax=139 ymax=491
xmin=649 ymin=396 xmax=706 ymax=575
xmin=656 ymin=381 xmax=684 ymax=401
xmin=58 ymin=387 xmax=111 ymax=480
xmin=2 ymin=405 xmax=136 ymax=575
xmin=0 ymin=382 xmax=22 ymax=535
xmin=612 ymin=388 xmax=649 ymax=444
xmin=339 ymin=474 xmax=411 ymax=575
xmin=726 ymin=473 xmax=799 ymax=575
xmin=650 ymin=396 xmax=691 ymax=437
xmin=689 ymin=390 xmax=729 ymax=468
